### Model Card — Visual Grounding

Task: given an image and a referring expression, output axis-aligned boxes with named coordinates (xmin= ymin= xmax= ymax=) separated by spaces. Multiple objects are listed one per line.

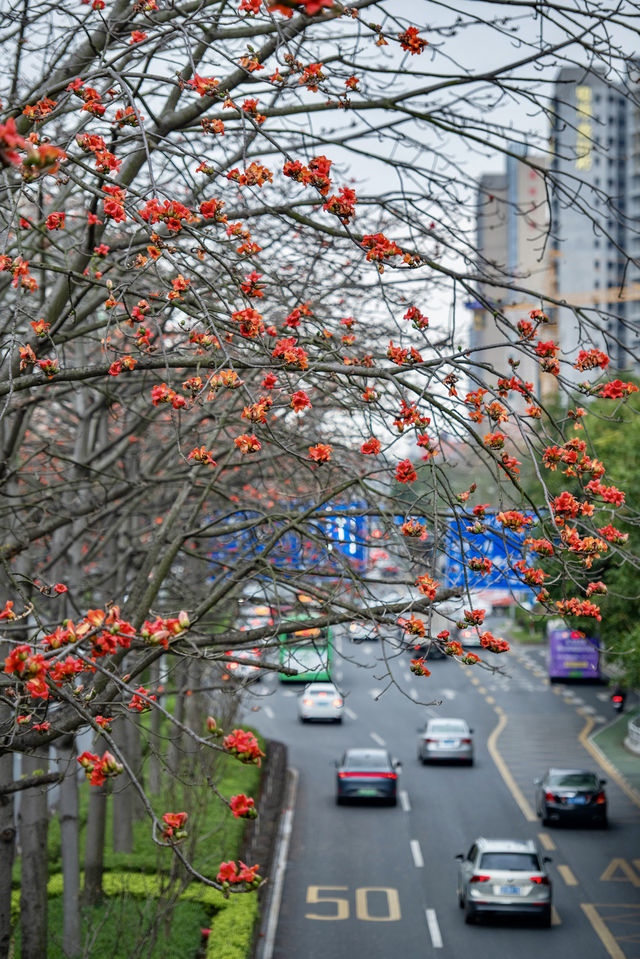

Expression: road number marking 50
xmin=305 ymin=886 xmax=401 ymax=921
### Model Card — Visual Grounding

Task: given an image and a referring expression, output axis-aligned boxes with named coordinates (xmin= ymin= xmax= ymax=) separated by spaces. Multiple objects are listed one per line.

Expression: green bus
xmin=278 ymin=623 xmax=333 ymax=683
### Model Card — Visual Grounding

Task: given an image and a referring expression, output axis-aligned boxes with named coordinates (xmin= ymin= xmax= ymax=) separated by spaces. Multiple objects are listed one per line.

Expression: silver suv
xmin=456 ymin=838 xmax=552 ymax=926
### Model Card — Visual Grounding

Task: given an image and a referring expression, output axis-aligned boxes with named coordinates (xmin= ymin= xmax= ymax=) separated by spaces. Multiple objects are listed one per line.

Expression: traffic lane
xmin=251 ymin=646 xmax=628 ymax=958
xmin=333 ymin=650 xmax=628 ymax=959
xmin=250 ymin=681 xmax=434 ymax=959
xmin=250 ymin=653 xmax=474 ymax=957
xmin=448 ymin=651 xmax=640 ymax=958
xmin=270 ymin=654 xmax=567 ymax=958
xmin=402 ymin=728 xmax=613 ymax=958
xmin=272 ymin=787 xmax=432 ymax=959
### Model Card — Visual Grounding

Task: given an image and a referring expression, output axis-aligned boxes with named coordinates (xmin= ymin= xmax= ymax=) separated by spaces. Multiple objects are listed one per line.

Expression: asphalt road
xmin=245 ymin=625 xmax=640 ymax=959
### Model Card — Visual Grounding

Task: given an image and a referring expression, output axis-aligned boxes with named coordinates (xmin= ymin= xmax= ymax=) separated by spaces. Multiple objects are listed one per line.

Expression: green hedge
xmin=11 ymin=872 xmax=258 ymax=959
xmin=205 ymin=891 xmax=259 ymax=959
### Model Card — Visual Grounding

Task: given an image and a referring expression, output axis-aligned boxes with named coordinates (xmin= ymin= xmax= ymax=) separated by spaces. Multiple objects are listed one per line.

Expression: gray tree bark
xmin=126 ymin=715 xmax=146 ymax=822
xmin=57 ymin=736 xmax=81 ymax=957
xmin=111 ymin=710 xmax=133 ymax=853
xmin=0 ymin=753 xmax=16 ymax=959
xmin=82 ymin=780 xmax=107 ymax=906
xmin=19 ymin=752 xmax=49 ymax=959
xmin=147 ymin=659 xmax=162 ymax=796
xmin=166 ymin=660 xmax=186 ymax=776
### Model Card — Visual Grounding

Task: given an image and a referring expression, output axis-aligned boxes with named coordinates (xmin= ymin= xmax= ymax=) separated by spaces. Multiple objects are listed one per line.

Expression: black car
xmin=335 ymin=748 xmax=400 ymax=805
xmin=406 ymin=639 xmax=446 ymax=660
xmin=534 ymin=768 xmax=607 ymax=827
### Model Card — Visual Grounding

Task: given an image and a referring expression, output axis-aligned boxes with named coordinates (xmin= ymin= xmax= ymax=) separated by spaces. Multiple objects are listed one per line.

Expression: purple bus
xmin=547 ymin=621 xmax=602 ymax=681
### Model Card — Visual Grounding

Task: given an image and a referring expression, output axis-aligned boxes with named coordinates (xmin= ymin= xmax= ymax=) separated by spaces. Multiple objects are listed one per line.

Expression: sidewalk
xmin=588 ymin=707 xmax=640 ymax=807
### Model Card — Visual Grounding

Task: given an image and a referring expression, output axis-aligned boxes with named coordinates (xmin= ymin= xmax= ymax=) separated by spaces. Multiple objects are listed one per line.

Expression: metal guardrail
xmin=624 ymin=714 xmax=640 ymax=756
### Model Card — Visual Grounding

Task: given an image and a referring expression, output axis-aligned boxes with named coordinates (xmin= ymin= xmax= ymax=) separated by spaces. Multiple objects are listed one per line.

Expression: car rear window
xmin=548 ymin=772 xmax=599 ymax=789
xmin=479 ymin=852 xmax=540 ymax=871
xmin=344 ymin=753 xmax=390 ymax=770
xmin=429 ymin=721 xmax=466 ymax=733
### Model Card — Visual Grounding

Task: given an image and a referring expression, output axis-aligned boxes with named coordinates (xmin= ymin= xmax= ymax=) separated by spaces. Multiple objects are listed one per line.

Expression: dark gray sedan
xmin=534 ymin=768 xmax=607 ymax=827
xmin=335 ymin=748 xmax=399 ymax=805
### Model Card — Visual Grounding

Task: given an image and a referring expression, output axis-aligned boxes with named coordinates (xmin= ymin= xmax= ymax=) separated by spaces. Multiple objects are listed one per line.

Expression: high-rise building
xmin=471 ymin=66 xmax=640 ymax=389
xmin=549 ymin=67 xmax=640 ymax=375
xmin=468 ymin=155 xmax=552 ymax=397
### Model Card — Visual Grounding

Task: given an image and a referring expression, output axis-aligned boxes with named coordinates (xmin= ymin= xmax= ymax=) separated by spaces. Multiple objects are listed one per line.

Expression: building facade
xmin=471 ymin=67 xmax=640 ymax=390
xmin=469 ymin=156 xmax=552 ymax=398
xmin=549 ymin=67 xmax=640 ymax=376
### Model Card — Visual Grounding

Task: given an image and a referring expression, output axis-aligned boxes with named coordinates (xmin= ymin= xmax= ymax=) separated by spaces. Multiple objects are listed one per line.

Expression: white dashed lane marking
xmin=400 ymin=790 xmax=411 ymax=812
xmin=425 ymin=909 xmax=443 ymax=948
xmin=370 ymin=731 xmax=386 ymax=746
xmin=410 ymin=839 xmax=424 ymax=868
xmin=344 ymin=707 xmax=357 ymax=720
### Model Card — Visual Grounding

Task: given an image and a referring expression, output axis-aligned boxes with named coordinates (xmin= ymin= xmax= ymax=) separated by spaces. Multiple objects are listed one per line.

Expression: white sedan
xmin=298 ymin=683 xmax=344 ymax=723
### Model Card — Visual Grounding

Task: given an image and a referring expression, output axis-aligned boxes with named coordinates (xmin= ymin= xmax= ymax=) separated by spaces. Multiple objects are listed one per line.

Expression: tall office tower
xmin=469 ymin=156 xmax=551 ymax=397
xmin=550 ymin=67 xmax=640 ymax=376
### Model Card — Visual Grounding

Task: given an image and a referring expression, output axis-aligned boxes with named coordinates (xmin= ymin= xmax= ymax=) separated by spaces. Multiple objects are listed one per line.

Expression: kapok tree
xmin=1 ymin=0 xmax=640 ymax=955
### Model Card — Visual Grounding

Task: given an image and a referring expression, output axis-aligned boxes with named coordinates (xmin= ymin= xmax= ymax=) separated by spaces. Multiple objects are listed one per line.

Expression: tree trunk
xmin=184 ymin=659 xmax=204 ymax=757
xmin=126 ymin=715 xmax=146 ymax=822
xmin=111 ymin=712 xmax=133 ymax=853
xmin=57 ymin=736 xmax=81 ymax=957
xmin=19 ymin=752 xmax=49 ymax=959
xmin=166 ymin=661 xmax=186 ymax=776
xmin=147 ymin=659 xmax=162 ymax=796
xmin=0 ymin=753 xmax=16 ymax=959
xmin=82 ymin=781 xmax=108 ymax=906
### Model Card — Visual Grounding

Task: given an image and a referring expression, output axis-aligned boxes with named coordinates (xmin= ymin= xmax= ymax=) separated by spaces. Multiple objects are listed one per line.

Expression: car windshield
xmin=479 ymin=852 xmax=540 ymax=871
xmin=548 ymin=772 xmax=599 ymax=789
xmin=429 ymin=721 xmax=466 ymax=733
xmin=344 ymin=752 xmax=390 ymax=770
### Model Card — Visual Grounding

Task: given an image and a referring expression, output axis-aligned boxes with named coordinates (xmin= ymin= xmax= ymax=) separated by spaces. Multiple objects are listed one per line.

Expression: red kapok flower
xmin=361 ymin=438 xmax=381 ymax=455
xmin=46 ymin=212 xmax=65 ymax=230
xmin=162 ymin=811 xmax=188 ymax=840
xmin=395 ymin=459 xmax=417 ymax=484
xmin=230 ymin=793 xmax=258 ymax=818
xmin=309 ymin=443 xmax=332 ymax=462
xmin=290 ymin=390 xmax=311 ymax=412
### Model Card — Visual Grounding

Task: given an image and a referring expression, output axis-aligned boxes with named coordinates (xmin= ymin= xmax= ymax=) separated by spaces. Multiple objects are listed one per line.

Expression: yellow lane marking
xmin=600 ymin=858 xmax=640 ymax=886
xmin=478 ymin=686 xmax=486 ymax=694
xmin=552 ymin=687 xmax=562 ymax=695
xmin=486 ymin=695 xmax=495 ymax=704
xmin=558 ymin=865 xmax=578 ymax=886
xmin=487 ymin=707 xmax=537 ymax=822
xmin=538 ymin=832 xmax=555 ymax=851
xmin=581 ymin=904 xmax=627 ymax=959
xmin=579 ymin=716 xmax=640 ymax=810
xmin=551 ymin=906 xmax=561 ymax=926
xmin=470 ymin=676 xmax=480 ymax=685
